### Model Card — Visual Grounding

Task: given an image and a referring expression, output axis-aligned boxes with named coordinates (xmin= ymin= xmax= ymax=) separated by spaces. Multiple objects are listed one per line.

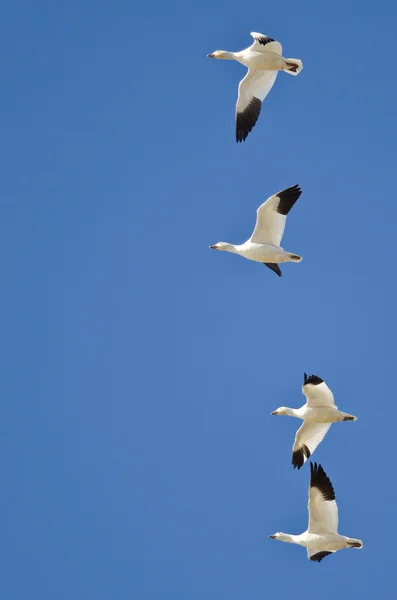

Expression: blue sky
xmin=0 ymin=0 xmax=395 ymax=598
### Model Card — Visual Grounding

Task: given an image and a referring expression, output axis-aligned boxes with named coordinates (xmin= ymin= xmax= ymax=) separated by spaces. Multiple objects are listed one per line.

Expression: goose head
xmin=270 ymin=407 xmax=290 ymax=416
xmin=207 ymin=50 xmax=232 ymax=59
xmin=269 ymin=532 xmax=291 ymax=542
xmin=209 ymin=241 xmax=228 ymax=251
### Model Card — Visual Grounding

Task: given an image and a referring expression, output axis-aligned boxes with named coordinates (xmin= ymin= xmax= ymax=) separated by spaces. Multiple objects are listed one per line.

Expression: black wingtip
xmin=303 ymin=373 xmax=324 ymax=386
xmin=236 ymin=97 xmax=262 ymax=142
xmin=256 ymin=35 xmax=275 ymax=46
xmin=264 ymin=263 xmax=282 ymax=277
xmin=292 ymin=444 xmax=311 ymax=469
xmin=276 ymin=185 xmax=302 ymax=216
xmin=310 ymin=462 xmax=335 ymax=501
xmin=309 ymin=551 xmax=333 ymax=563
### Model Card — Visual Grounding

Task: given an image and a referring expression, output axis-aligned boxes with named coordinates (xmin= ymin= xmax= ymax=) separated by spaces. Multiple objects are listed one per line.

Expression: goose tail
xmin=340 ymin=412 xmax=358 ymax=421
xmin=347 ymin=538 xmax=363 ymax=549
xmin=284 ymin=59 xmax=303 ymax=75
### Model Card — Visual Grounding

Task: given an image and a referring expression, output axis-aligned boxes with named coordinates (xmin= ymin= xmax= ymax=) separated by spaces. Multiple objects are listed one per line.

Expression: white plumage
xmin=269 ymin=462 xmax=363 ymax=562
xmin=208 ymin=32 xmax=303 ymax=142
xmin=209 ymin=185 xmax=302 ymax=277
xmin=271 ymin=373 xmax=358 ymax=468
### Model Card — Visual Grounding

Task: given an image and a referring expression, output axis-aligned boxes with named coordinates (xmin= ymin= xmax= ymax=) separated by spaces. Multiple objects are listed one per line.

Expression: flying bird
xmin=269 ymin=462 xmax=363 ymax=562
xmin=208 ymin=32 xmax=303 ymax=142
xmin=209 ymin=185 xmax=302 ymax=277
xmin=271 ymin=373 xmax=357 ymax=468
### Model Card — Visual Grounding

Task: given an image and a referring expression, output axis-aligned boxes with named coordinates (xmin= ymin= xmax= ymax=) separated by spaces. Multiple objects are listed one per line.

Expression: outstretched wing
xmin=302 ymin=373 xmax=337 ymax=408
xmin=249 ymin=32 xmax=282 ymax=56
xmin=250 ymin=185 xmax=302 ymax=246
xmin=292 ymin=421 xmax=331 ymax=469
xmin=308 ymin=462 xmax=339 ymax=534
xmin=307 ymin=548 xmax=334 ymax=562
xmin=235 ymin=69 xmax=278 ymax=142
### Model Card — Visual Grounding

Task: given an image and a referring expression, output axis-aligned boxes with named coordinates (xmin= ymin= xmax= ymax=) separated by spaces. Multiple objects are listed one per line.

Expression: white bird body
xmin=210 ymin=185 xmax=302 ymax=277
xmin=277 ymin=532 xmax=361 ymax=552
xmin=221 ymin=241 xmax=299 ymax=264
xmin=271 ymin=373 xmax=357 ymax=468
xmin=269 ymin=463 xmax=363 ymax=562
xmin=279 ymin=405 xmax=356 ymax=424
xmin=232 ymin=50 xmax=287 ymax=71
xmin=208 ymin=33 xmax=303 ymax=142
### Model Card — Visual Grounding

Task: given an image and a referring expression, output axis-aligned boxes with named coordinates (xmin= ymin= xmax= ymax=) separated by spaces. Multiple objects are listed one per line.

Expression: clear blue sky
xmin=0 ymin=1 xmax=395 ymax=598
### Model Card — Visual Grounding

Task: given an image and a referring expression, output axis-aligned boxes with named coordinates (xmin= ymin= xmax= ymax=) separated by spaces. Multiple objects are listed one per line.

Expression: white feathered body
xmin=234 ymin=50 xmax=286 ymax=70
xmin=233 ymin=242 xmax=301 ymax=264
xmin=292 ymin=405 xmax=356 ymax=423
xmin=293 ymin=533 xmax=361 ymax=552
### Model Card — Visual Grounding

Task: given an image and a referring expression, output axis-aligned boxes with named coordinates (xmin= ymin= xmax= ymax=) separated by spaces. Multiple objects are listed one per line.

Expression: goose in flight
xmin=271 ymin=373 xmax=357 ymax=469
xmin=209 ymin=184 xmax=302 ymax=277
xmin=208 ymin=32 xmax=303 ymax=142
xmin=269 ymin=462 xmax=363 ymax=562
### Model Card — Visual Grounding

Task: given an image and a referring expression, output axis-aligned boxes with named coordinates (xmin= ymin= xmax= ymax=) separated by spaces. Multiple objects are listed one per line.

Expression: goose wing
xmin=307 ymin=548 xmax=335 ymax=562
xmin=249 ymin=32 xmax=282 ymax=56
xmin=308 ymin=462 xmax=339 ymax=534
xmin=292 ymin=422 xmax=331 ymax=469
xmin=236 ymin=69 xmax=278 ymax=142
xmin=302 ymin=373 xmax=337 ymax=408
xmin=250 ymin=185 xmax=302 ymax=245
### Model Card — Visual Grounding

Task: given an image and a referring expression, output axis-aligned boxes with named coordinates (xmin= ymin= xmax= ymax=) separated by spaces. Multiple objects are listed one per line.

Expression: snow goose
xmin=208 ymin=32 xmax=303 ymax=142
xmin=209 ymin=184 xmax=302 ymax=277
xmin=269 ymin=462 xmax=363 ymax=562
xmin=271 ymin=373 xmax=357 ymax=469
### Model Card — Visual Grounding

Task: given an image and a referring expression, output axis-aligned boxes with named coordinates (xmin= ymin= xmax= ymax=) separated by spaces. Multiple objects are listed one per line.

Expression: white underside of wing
xmin=293 ymin=421 xmax=331 ymax=461
xmin=237 ymin=69 xmax=278 ymax=113
xmin=308 ymin=487 xmax=339 ymax=534
xmin=303 ymin=382 xmax=336 ymax=408
xmin=235 ymin=69 xmax=279 ymax=142
xmin=250 ymin=192 xmax=286 ymax=246
xmin=249 ymin=33 xmax=282 ymax=55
